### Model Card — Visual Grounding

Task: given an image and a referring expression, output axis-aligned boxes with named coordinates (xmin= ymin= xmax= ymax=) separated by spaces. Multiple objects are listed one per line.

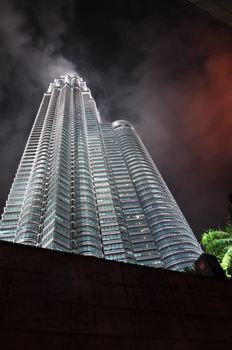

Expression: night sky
xmin=0 ymin=0 xmax=232 ymax=240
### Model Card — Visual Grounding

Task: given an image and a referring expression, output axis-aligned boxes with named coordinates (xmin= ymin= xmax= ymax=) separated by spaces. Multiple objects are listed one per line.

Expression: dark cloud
xmin=0 ymin=0 xmax=75 ymax=216
xmin=0 ymin=0 xmax=232 ymax=239
xmin=130 ymin=19 xmax=232 ymax=234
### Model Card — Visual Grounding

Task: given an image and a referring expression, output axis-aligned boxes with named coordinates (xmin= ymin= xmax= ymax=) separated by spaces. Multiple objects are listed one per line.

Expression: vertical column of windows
xmin=102 ymin=123 xmax=162 ymax=267
xmin=83 ymin=95 xmax=121 ymax=260
xmin=114 ymin=124 xmax=202 ymax=270
xmin=14 ymin=90 xmax=60 ymax=245
xmin=0 ymin=94 xmax=51 ymax=242
xmin=83 ymin=99 xmax=134 ymax=263
xmin=69 ymin=88 xmax=76 ymax=252
xmin=73 ymin=90 xmax=103 ymax=258
xmin=42 ymin=85 xmax=72 ymax=252
xmin=99 ymin=124 xmax=135 ymax=263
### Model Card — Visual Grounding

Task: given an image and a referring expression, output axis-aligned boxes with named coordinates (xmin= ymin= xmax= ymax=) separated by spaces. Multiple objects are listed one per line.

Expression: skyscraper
xmin=0 ymin=73 xmax=202 ymax=270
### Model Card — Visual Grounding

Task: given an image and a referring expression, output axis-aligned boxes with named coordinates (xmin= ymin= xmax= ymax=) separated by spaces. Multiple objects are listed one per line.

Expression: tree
xmin=221 ymin=246 xmax=232 ymax=277
xmin=201 ymin=228 xmax=232 ymax=277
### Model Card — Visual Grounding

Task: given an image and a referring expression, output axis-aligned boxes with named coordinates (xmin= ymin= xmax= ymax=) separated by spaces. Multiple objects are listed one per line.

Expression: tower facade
xmin=0 ymin=74 xmax=202 ymax=270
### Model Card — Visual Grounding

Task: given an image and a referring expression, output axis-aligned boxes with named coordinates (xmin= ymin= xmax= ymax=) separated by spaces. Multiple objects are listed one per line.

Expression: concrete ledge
xmin=0 ymin=241 xmax=232 ymax=349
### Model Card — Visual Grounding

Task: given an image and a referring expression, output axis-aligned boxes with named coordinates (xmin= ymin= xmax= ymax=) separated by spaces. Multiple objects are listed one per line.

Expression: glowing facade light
xmin=0 ymin=73 xmax=202 ymax=270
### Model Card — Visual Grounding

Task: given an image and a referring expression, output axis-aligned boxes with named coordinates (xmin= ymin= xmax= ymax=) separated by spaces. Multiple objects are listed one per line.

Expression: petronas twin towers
xmin=0 ymin=73 xmax=202 ymax=270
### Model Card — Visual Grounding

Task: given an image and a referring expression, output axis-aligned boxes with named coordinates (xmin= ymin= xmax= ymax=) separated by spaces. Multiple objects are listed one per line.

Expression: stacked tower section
xmin=0 ymin=74 xmax=202 ymax=270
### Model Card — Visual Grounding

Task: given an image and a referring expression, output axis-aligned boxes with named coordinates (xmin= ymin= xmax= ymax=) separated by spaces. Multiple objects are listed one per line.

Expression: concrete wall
xmin=0 ymin=241 xmax=232 ymax=349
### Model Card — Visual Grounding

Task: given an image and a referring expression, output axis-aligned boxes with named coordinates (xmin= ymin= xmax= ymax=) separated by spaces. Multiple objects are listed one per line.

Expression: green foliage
xmin=221 ymin=247 xmax=232 ymax=278
xmin=201 ymin=229 xmax=232 ymax=277
xmin=226 ymin=225 xmax=232 ymax=234
xmin=200 ymin=195 xmax=232 ymax=278
xmin=201 ymin=230 xmax=232 ymax=262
